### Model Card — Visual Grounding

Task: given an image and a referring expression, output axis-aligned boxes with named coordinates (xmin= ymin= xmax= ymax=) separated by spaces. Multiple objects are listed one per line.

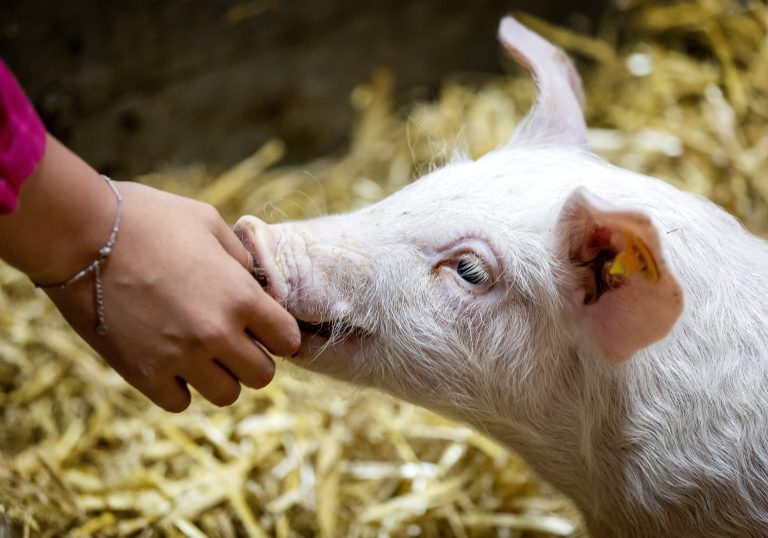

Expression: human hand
xmin=44 ymin=181 xmax=300 ymax=411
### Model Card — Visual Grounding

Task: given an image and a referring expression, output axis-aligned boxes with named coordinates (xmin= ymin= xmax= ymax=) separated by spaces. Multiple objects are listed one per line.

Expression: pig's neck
xmin=461 ymin=349 xmax=598 ymax=504
xmin=457 ymin=353 xmax=676 ymax=535
xmin=474 ymin=311 xmax=768 ymax=537
xmin=415 ymin=345 xmax=599 ymax=506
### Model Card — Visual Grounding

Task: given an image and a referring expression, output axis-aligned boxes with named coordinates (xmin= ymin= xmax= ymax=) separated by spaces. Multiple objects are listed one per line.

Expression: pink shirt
xmin=0 ymin=59 xmax=46 ymax=214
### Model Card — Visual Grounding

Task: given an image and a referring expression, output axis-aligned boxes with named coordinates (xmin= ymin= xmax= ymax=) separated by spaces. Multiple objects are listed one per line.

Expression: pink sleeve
xmin=0 ymin=59 xmax=46 ymax=214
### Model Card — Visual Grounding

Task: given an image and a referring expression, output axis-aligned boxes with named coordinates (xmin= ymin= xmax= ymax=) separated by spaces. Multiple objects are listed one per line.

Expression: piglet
xmin=235 ymin=16 xmax=768 ymax=537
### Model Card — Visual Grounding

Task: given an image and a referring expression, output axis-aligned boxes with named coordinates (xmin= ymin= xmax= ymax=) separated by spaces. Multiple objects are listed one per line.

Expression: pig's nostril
xmin=251 ymin=265 xmax=268 ymax=290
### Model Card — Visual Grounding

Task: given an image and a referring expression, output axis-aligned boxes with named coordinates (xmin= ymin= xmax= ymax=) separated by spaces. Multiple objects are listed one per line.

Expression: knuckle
xmin=199 ymin=320 xmax=229 ymax=347
xmin=235 ymin=293 xmax=257 ymax=316
xmin=123 ymin=361 xmax=161 ymax=390
xmin=197 ymin=202 xmax=221 ymax=222
xmin=118 ymin=355 xmax=191 ymax=413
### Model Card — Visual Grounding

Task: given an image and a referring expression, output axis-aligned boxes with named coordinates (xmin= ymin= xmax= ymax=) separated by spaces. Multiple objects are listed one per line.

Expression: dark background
xmin=0 ymin=0 xmax=607 ymax=178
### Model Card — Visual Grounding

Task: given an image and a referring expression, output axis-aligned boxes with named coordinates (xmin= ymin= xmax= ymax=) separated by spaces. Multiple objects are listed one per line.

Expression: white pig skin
xmin=235 ymin=16 xmax=768 ymax=537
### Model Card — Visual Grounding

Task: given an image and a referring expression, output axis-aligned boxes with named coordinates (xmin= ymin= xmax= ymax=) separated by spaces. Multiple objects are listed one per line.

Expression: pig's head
xmin=235 ymin=17 xmax=683 ymax=427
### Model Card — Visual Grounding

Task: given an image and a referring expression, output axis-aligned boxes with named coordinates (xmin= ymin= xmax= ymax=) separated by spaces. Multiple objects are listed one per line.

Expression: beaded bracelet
xmin=35 ymin=175 xmax=123 ymax=336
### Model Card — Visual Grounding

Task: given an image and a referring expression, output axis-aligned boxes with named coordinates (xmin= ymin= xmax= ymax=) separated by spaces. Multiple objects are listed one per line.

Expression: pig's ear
xmin=498 ymin=16 xmax=587 ymax=148
xmin=556 ymin=188 xmax=683 ymax=362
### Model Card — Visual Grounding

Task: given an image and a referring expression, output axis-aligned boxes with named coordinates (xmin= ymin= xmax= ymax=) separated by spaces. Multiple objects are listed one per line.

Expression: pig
xmin=235 ymin=16 xmax=768 ymax=538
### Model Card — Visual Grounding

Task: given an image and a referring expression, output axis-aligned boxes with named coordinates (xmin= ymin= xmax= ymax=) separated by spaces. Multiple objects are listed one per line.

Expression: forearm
xmin=0 ymin=134 xmax=116 ymax=284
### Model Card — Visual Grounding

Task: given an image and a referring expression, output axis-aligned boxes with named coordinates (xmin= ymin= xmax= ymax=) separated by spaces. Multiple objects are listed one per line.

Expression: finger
xmin=212 ymin=219 xmax=253 ymax=271
xmin=242 ymin=288 xmax=301 ymax=356
xmin=141 ymin=376 xmax=192 ymax=413
xmin=211 ymin=218 xmax=300 ymax=355
xmin=214 ymin=333 xmax=276 ymax=389
xmin=182 ymin=358 xmax=242 ymax=407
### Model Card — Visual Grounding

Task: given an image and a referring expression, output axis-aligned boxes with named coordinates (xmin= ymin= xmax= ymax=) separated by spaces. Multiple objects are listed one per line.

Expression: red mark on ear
xmin=572 ymin=226 xmax=621 ymax=305
xmin=558 ymin=187 xmax=684 ymax=362
xmin=587 ymin=226 xmax=613 ymax=252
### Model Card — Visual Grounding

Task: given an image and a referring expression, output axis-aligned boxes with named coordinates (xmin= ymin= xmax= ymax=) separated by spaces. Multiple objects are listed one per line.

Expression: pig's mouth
xmin=297 ymin=320 xmax=334 ymax=338
xmin=248 ymin=258 xmax=369 ymax=343
xmin=295 ymin=318 xmax=370 ymax=341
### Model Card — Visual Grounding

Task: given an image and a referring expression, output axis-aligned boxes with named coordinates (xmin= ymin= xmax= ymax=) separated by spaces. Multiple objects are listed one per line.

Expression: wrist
xmin=0 ymin=135 xmax=118 ymax=284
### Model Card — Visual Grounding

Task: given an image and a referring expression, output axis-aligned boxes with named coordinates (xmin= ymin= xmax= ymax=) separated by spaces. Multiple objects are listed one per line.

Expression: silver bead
xmin=99 ymin=246 xmax=112 ymax=259
xmin=96 ymin=323 xmax=109 ymax=336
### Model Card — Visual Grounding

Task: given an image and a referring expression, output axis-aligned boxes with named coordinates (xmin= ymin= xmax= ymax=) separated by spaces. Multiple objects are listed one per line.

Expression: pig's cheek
xmin=438 ymin=278 xmax=511 ymax=346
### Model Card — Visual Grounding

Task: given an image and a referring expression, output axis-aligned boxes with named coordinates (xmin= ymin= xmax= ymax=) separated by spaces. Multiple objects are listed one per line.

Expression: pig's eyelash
xmin=455 ymin=254 xmax=491 ymax=285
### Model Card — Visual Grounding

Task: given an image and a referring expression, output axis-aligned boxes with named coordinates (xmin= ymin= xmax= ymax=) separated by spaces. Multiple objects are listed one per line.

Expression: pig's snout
xmin=233 ymin=216 xmax=289 ymax=304
xmin=235 ymin=215 xmax=375 ymax=357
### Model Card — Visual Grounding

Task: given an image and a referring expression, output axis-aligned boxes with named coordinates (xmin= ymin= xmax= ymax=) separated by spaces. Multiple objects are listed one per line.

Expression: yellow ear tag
xmin=608 ymin=235 xmax=659 ymax=283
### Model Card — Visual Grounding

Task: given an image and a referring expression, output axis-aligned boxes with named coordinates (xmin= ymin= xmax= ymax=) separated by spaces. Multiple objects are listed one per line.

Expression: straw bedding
xmin=1 ymin=1 xmax=766 ymax=536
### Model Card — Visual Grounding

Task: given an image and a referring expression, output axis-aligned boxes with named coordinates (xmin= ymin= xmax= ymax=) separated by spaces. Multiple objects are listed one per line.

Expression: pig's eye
xmin=456 ymin=255 xmax=491 ymax=285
